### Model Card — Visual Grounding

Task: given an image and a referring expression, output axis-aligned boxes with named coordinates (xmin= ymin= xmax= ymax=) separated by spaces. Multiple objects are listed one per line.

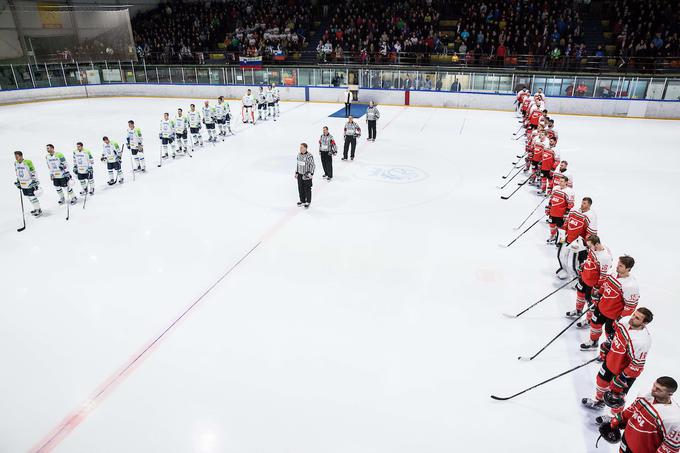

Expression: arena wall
xmin=1 ymin=83 xmax=679 ymax=119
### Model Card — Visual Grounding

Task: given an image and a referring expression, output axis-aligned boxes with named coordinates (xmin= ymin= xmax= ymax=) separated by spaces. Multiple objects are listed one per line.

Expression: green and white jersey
xmin=126 ymin=127 xmax=143 ymax=149
xmin=73 ymin=148 xmax=94 ymax=174
xmin=174 ymin=115 xmax=188 ymax=133
xmin=187 ymin=110 xmax=202 ymax=128
xmin=223 ymin=102 xmax=231 ymax=115
xmin=15 ymin=159 xmax=37 ymax=188
xmin=202 ymin=106 xmax=216 ymax=124
xmin=102 ymin=141 xmax=121 ymax=163
xmin=46 ymin=152 xmax=70 ymax=178
xmin=214 ymin=103 xmax=226 ymax=119
xmin=159 ymin=118 xmax=175 ymax=138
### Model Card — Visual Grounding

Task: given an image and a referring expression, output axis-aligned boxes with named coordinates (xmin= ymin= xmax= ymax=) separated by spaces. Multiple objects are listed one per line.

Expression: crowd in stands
xmin=132 ymin=2 xmax=228 ymax=63
xmin=129 ymin=0 xmax=680 ymax=70
xmin=607 ymin=0 xmax=680 ymax=59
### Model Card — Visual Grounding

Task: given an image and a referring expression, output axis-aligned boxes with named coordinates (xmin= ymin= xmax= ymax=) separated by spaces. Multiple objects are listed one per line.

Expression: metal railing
xmin=2 ymin=61 xmax=680 ymax=102
xmin=32 ymin=49 xmax=680 ymax=75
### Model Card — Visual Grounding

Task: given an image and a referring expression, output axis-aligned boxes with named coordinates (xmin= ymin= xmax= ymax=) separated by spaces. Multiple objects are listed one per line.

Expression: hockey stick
xmin=66 ymin=191 xmax=70 ymax=221
xmin=490 ymin=357 xmax=599 ymax=401
xmin=498 ymin=169 xmax=522 ymax=189
xmin=499 ymin=217 xmax=541 ymax=248
xmin=129 ymin=147 xmax=136 ymax=182
xmin=512 ymin=124 xmax=523 ymax=135
xmin=512 ymin=134 xmax=524 ymax=141
xmin=17 ymin=187 xmax=26 ymax=232
xmin=514 ymin=197 xmax=548 ymax=230
xmin=517 ymin=310 xmax=587 ymax=361
xmin=82 ymin=178 xmax=89 ymax=210
xmin=502 ymin=276 xmax=578 ymax=318
xmin=500 ymin=176 xmax=531 ymax=200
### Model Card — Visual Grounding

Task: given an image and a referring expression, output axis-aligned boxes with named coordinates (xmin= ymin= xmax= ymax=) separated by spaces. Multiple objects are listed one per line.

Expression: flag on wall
xmin=239 ymin=56 xmax=262 ymax=69
xmin=37 ymin=2 xmax=63 ymax=29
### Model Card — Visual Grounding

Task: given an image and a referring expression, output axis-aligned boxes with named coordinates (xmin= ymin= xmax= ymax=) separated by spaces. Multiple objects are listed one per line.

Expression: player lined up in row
xmin=506 ymin=89 xmax=679 ymax=452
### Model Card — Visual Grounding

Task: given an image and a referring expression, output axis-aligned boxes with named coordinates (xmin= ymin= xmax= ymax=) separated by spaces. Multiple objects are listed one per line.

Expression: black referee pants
xmin=320 ymin=152 xmax=333 ymax=178
xmin=343 ymin=136 xmax=357 ymax=159
xmin=344 ymin=102 xmax=351 ymax=117
xmin=297 ymin=175 xmax=312 ymax=204
xmin=367 ymin=120 xmax=377 ymax=140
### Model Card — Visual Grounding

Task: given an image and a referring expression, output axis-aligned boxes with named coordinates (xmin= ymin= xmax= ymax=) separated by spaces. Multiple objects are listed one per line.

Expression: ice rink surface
xmin=0 ymin=97 xmax=678 ymax=453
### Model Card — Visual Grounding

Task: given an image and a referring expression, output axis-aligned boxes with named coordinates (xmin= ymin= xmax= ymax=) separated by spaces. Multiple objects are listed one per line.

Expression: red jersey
xmin=547 ymin=127 xmax=558 ymax=144
xmin=616 ymin=394 xmax=680 ymax=453
xmin=598 ymin=273 xmax=640 ymax=319
xmin=606 ymin=318 xmax=651 ymax=380
xmin=565 ymin=209 xmax=598 ymax=244
xmin=580 ymin=246 xmax=612 ymax=288
xmin=548 ymin=186 xmax=574 ymax=218
xmin=541 ymin=146 xmax=559 ymax=171
xmin=529 ymin=110 xmax=543 ymax=126
xmin=521 ymin=97 xmax=531 ymax=112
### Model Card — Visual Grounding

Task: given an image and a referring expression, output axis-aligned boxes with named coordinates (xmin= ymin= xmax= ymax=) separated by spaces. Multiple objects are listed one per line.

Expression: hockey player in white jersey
xmin=73 ymin=141 xmax=95 ymax=196
xmin=242 ymin=89 xmax=255 ymax=124
xmin=187 ymin=104 xmax=203 ymax=147
xmin=202 ymin=100 xmax=217 ymax=143
xmin=46 ymin=144 xmax=77 ymax=204
xmin=100 ymin=136 xmax=124 ymax=185
xmin=214 ymin=97 xmax=227 ymax=138
xmin=126 ymin=120 xmax=145 ymax=172
xmin=174 ymin=108 xmax=189 ymax=153
xmin=159 ymin=112 xmax=176 ymax=159
xmin=265 ymin=86 xmax=275 ymax=121
xmin=222 ymin=96 xmax=234 ymax=135
xmin=257 ymin=87 xmax=267 ymax=121
xmin=271 ymin=82 xmax=280 ymax=117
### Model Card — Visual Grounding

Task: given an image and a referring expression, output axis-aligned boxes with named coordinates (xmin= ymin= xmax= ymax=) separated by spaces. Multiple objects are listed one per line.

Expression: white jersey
xmin=73 ymin=149 xmax=94 ymax=174
xmin=223 ymin=102 xmax=231 ymax=115
xmin=265 ymin=89 xmax=274 ymax=103
xmin=45 ymin=152 xmax=70 ymax=178
xmin=257 ymin=91 xmax=266 ymax=105
xmin=101 ymin=142 xmax=121 ymax=164
xmin=202 ymin=106 xmax=215 ymax=124
xmin=242 ymin=94 xmax=254 ymax=107
xmin=159 ymin=118 xmax=175 ymax=138
xmin=174 ymin=115 xmax=188 ymax=133
xmin=271 ymin=87 xmax=280 ymax=101
xmin=214 ymin=103 xmax=226 ymax=119
xmin=187 ymin=110 xmax=202 ymax=128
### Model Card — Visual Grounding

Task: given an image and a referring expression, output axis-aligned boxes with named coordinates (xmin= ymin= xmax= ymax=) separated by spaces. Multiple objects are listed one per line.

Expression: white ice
xmin=0 ymin=97 xmax=678 ymax=453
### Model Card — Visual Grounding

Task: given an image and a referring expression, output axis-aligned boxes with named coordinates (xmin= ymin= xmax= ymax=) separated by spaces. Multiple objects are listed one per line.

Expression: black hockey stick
xmin=502 ymin=277 xmax=578 ymax=318
xmin=491 ymin=357 xmax=599 ymax=401
xmin=158 ymin=143 xmax=164 ymax=168
xmin=499 ymin=217 xmax=541 ymax=248
xmin=500 ymin=176 xmax=531 ymax=200
xmin=518 ymin=310 xmax=587 ymax=361
xmin=17 ymin=187 xmax=26 ymax=232
xmin=512 ymin=124 xmax=523 ymax=135
xmin=498 ymin=169 xmax=523 ymax=189
xmin=66 ymin=192 xmax=70 ymax=221
xmin=514 ymin=197 xmax=549 ymax=230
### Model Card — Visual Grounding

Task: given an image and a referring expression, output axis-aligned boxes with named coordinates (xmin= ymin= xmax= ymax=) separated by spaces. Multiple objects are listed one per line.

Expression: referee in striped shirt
xmin=295 ymin=143 xmax=315 ymax=208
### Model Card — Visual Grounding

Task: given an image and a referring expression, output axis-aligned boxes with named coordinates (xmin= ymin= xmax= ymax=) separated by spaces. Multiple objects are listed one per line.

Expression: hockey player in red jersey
xmin=530 ymin=129 xmax=549 ymax=185
xmin=582 ymin=308 xmax=653 ymax=412
xmin=580 ymin=255 xmax=640 ymax=350
xmin=557 ymin=197 xmax=598 ymax=279
xmin=539 ymin=140 xmax=560 ymax=195
xmin=567 ymin=234 xmax=612 ymax=318
xmin=598 ymin=376 xmax=680 ymax=453
xmin=545 ymin=175 xmax=575 ymax=244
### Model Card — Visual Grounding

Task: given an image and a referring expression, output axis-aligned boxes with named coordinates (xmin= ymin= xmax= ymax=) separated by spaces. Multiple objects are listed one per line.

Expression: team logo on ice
xmin=356 ymin=165 xmax=428 ymax=184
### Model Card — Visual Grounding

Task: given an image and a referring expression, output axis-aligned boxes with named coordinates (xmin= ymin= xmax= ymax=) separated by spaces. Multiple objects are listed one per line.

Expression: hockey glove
xmin=101 ymin=156 xmax=106 ymax=162
xmin=14 ymin=181 xmax=20 ymax=189
xmin=599 ymin=341 xmax=611 ymax=361
xmin=603 ymin=390 xmax=626 ymax=409
xmin=159 ymin=133 xmax=163 ymax=139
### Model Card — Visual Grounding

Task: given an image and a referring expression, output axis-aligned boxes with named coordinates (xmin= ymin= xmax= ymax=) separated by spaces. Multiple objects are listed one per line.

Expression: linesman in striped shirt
xmin=295 ymin=143 xmax=315 ymax=208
